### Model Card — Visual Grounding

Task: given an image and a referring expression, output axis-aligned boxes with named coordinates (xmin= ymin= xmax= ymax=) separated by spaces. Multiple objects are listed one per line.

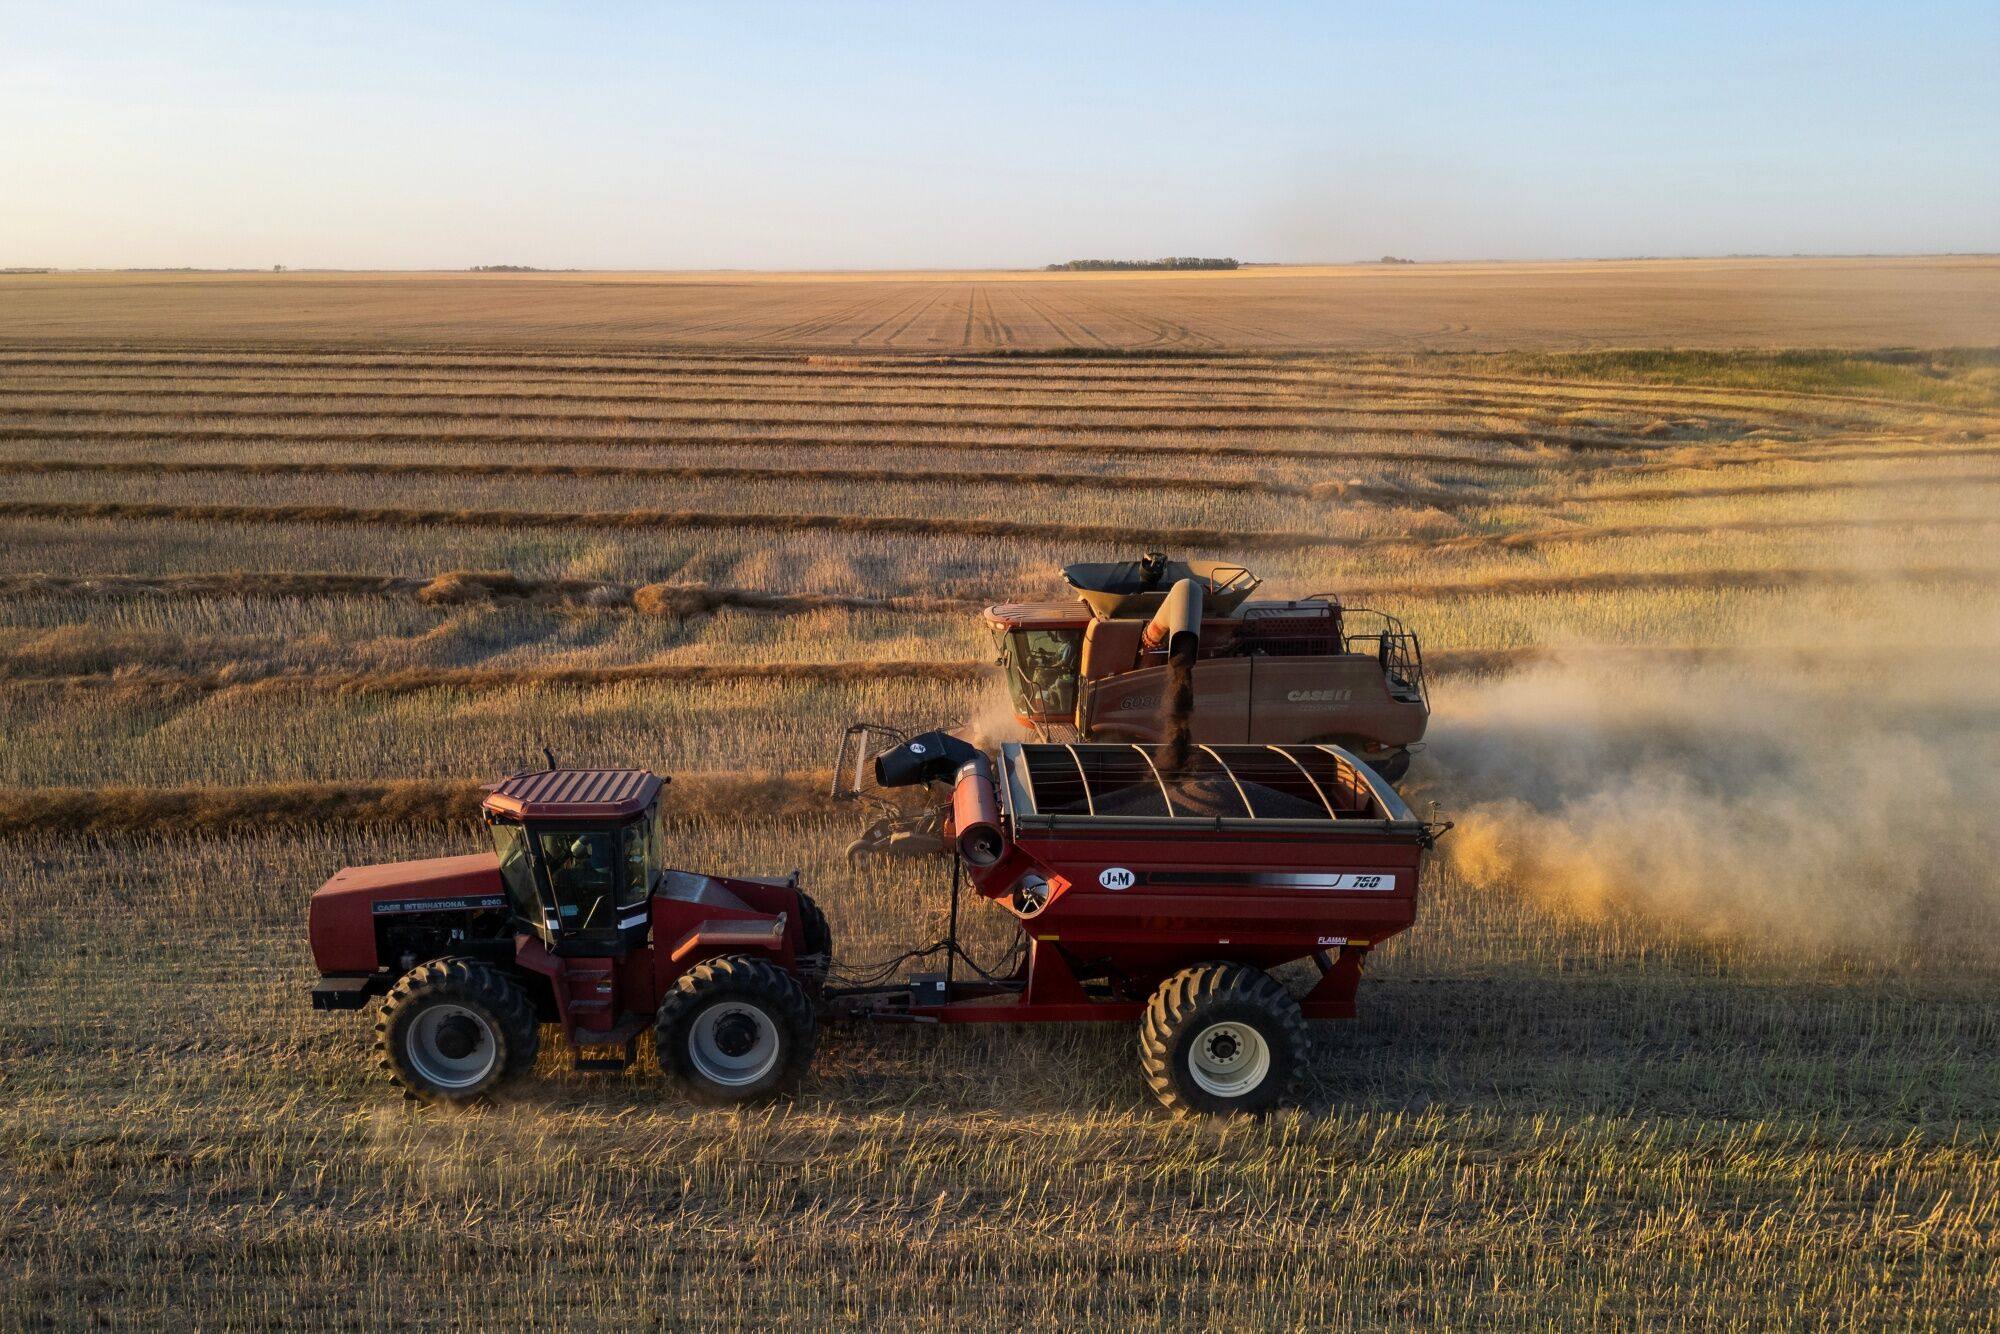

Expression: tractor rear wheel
xmin=376 ymin=957 xmax=541 ymax=1103
xmin=1137 ymin=963 xmax=1308 ymax=1116
xmin=795 ymin=891 xmax=834 ymax=996
xmin=654 ymin=955 xmax=817 ymax=1105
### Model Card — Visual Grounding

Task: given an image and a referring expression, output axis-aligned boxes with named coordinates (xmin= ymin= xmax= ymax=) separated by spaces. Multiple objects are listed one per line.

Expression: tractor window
xmin=1005 ymin=629 xmax=1081 ymax=718
xmin=620 ymin=818 xmax=656 ymax=910
xmin=491 ymin=823 xmax=542 ymax=924
xmin=538 ymin=830 xmax=618 ymax=933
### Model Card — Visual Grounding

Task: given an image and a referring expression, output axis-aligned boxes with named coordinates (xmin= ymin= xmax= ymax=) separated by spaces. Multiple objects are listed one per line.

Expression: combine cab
xmin=987 ymin=553 xmax=1429 ymax=780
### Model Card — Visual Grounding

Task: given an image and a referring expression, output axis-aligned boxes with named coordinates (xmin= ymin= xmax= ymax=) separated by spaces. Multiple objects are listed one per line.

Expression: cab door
xmin=490 ymin=820 xmax=559 ymax=943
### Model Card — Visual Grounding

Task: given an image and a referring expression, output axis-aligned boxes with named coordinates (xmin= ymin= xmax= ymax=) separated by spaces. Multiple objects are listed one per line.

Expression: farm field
xmin=2 ymin=267 xmax=1998 ymax=1326
xmin=8 ymin=255 xmax=2000 ymax=351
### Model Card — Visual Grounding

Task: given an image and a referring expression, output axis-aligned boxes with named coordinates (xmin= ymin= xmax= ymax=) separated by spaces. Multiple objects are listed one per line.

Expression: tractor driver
xmin=540 ymin=831 xmax=616 ymax=930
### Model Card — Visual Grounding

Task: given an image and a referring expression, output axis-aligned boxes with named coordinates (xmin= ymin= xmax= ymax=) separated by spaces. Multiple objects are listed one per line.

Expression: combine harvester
xmin=986 ymin=552 xmax=1430 ymax=780
xmin=310 ymin=733 xmax=1447 ymax=1116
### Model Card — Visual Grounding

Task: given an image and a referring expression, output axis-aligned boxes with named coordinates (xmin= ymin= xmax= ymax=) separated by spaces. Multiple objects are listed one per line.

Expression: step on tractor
xmin=985 ymin=552 xmax=1430 ymax=782
xmin=310 ymin=736 xmax=1447 ymax=1115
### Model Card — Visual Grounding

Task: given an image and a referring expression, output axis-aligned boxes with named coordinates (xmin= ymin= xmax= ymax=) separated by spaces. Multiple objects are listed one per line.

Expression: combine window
xmin=1003 ymin=629 xmax=1082 ymax=719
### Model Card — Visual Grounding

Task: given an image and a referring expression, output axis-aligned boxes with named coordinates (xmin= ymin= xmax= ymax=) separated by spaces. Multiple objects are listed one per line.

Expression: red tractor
xmin=310 ymin=768 xmax=831 ymax=1104
xmin=311 ymin=739 xmax=1446 ymax=1115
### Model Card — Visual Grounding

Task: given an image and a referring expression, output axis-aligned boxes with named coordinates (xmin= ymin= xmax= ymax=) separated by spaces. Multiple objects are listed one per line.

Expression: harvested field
xmin=7 ymin=257 xmax=2000 ymax=349
xmin=2 ymin=269 xmax=1998 ymax=1327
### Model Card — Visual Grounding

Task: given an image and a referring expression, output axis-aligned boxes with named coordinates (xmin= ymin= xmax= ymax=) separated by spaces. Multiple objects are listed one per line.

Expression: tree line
xmin=1045 ymin=258 xmax=1239 ymax=271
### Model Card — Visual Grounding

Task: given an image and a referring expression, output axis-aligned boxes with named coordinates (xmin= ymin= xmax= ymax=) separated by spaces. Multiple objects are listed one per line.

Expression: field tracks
xmin=3 ymin=497 xmax=1992 ymax=553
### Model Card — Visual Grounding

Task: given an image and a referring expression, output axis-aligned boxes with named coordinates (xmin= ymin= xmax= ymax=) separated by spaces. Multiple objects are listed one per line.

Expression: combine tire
xmin=1368 ymin=749 xmax=1412 ymax=784
xmin=376 ymin=957 xmax=541 ymax=1103
xmin=654 ymin=955 xmax=817 ymax=1105
xmin=794 ymin=892 xmax=834 ymax=997
xmin=1138 ymin=963 xmax=1308 ymax=1116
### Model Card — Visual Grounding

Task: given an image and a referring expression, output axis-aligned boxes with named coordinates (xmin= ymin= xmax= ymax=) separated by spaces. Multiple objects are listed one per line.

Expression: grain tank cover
xmin=1000 ymin=743 xmax=1417 ymax=827
xmin=1062 ymin=556 xmax=1261 ymax=619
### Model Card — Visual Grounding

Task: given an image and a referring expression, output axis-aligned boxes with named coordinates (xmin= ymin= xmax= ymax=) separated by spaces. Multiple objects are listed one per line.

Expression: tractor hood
xmin=308 ymin=853 xmax=506 ymax=974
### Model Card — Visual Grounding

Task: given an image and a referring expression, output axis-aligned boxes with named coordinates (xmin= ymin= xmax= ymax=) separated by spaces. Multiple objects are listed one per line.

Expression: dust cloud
xmin=1421 ymin=595 xmax=2000 ymax=959
xmin=960 ymin=683 xmax=1034 ymax=751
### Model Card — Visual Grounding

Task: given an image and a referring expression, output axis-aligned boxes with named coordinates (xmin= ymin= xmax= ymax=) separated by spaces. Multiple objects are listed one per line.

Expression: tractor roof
xmin=483 ymin=768 xmax=662 ymax=821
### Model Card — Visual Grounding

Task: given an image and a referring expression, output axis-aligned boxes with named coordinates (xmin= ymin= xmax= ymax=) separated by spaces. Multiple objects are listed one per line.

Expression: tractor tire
xmin=376 ymin=957 xmax=541 ymax=1104
xmin=794 ymin=891 xmax=834 ymax=997
xmin=654 ymin=954 xmax=817 ymax=1105
xmin=1137 ymin=963 xmax=1308 ymax=1116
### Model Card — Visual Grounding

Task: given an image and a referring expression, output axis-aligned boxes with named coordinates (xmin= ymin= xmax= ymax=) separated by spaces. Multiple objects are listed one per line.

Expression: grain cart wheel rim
xmin=688 ymin=1002 xmax=782 ymax=1088
xmin=405 ymin=1003 xmax=500 ymax=1091
xmin=1188 ymin=1021 xmax=1272 ymax=1098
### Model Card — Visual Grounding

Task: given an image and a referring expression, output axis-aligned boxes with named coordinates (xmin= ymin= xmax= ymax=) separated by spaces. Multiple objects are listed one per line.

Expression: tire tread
xmin=1137 ymin=962 xmax=1308 ymax=1116
xmin=374 ymin=956 xmax=541 ymax=1102
xmin=653 ymin=954 xmax=817 ymax=1105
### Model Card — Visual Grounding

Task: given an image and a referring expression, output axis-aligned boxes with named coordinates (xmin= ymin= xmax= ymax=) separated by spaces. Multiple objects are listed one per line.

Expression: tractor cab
xmin=481 ymin=768 xmax=666 ymax=954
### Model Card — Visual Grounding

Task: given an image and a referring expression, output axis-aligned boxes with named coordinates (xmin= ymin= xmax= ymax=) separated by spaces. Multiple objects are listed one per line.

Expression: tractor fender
xmin=665 ymin=916 xmax=791 ymax=969
xmin=650 ymin=912 xmax=797 ymax=997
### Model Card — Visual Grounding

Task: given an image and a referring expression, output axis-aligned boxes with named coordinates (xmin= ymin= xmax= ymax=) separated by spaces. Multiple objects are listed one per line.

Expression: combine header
xmin=986 ymin=553 xmax=1429 ymax=780
xmin=310 ymin=736 xmax=1446 ymax=1116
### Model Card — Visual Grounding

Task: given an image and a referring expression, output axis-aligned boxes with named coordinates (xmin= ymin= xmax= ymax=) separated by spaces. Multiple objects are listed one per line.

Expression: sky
xmin=3 ymin=1 xmax=1996 ymax=270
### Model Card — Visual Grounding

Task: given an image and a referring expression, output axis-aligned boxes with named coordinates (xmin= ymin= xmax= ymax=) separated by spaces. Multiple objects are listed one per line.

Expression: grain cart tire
xmin=794 ymin=892 xmax=834 ymax=998
xmin=376 ymin=957 xmax=541 ymax=1103
xmin=1138 ymin=963 xmax=1308 ymax=1116
xmin=654 ymin=955 xmax=817 ymax=1105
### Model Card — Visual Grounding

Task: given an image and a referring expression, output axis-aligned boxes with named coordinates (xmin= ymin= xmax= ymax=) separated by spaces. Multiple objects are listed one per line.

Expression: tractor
xmin=310 ymin=767 xmax=831 ymax=1104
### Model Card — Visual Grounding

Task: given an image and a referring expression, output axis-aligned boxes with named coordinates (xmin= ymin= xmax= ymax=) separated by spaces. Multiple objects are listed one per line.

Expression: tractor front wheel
xmin=1137 ymin=963 xmax=1308 ymax=1116
xmin=376 ymin=957 xmax=541 ymax=1103
xmin=654 ymin=955 xmax=817 ymax=1105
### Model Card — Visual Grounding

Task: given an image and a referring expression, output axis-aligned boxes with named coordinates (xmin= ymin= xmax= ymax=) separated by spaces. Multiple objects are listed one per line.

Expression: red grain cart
xmin=835 ymin=733 xmax=1444 ymax=1111
xmin=307 ymin=737 xmax=1444 ymax=1115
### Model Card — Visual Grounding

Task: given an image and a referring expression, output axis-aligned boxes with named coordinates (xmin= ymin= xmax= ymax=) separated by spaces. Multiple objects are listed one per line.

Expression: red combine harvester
xmin=309 ymin=736 xmax=1446 ymax=1115
xmin=987 ymin=553 xmax=1429 ymax=780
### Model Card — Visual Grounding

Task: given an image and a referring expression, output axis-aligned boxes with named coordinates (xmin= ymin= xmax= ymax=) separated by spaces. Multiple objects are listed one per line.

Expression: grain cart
xmin=838 ymin=730 xmax=1446 ymax=1112
xmin=310 ymin=740 xmax=1444 ymax=1115
xmin=986 ymin=552 xmax=1429 ymax=781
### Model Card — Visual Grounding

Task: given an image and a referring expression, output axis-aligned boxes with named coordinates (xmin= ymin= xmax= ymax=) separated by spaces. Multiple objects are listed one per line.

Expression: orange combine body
xmin=984 ymin=554 xmax=1430 ymax=781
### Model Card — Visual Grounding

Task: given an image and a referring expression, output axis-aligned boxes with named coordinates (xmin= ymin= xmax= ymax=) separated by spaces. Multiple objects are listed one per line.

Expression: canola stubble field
xmin=2 ymin=261 xmax=1999 ymax=1327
